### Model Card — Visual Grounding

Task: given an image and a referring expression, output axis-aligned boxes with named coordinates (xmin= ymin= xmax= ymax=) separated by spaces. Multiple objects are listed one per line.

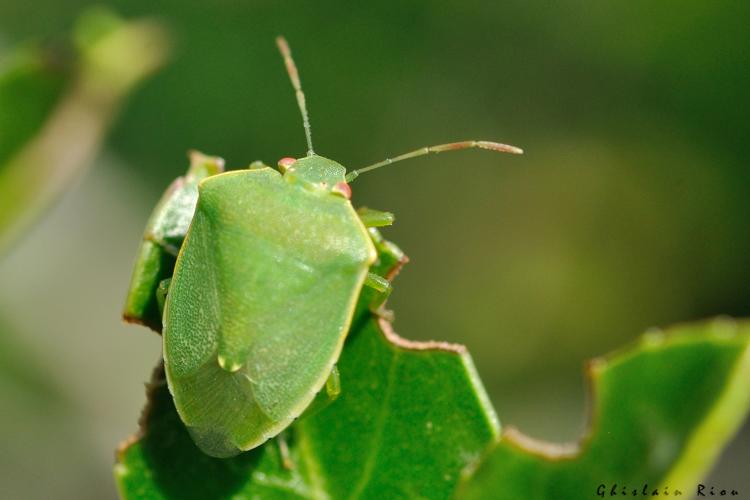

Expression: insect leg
xmin=144 ymin=233 xmax=180 ymax=257
xmin=365 ymin=272 xmax=390 ymax=293
xmin=248 ymin=160 xmax=269 ymax=170
xmin=357 ymin=207 xmax=394 ymax=228
xmin=298 ymin=366 xmax=343 ymax=421
xmin=276 ymin=431 xmax=295 ymax=470
xmin=366 ymin=272 xmax=392 ymax=299
xmin=156 ymin=278 xmax=171 ymax=318
xmin=325 ymin=365 xmax=341 ymax=400
xmin=365 ymin=272 xmax=394 ymax=318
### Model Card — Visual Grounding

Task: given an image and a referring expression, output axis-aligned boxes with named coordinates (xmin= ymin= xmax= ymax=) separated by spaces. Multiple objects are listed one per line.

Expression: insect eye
xmin=332 ymin=181 xmax=352 ymax=199
xmin=277 ymin=157 xmax=297 ymax=172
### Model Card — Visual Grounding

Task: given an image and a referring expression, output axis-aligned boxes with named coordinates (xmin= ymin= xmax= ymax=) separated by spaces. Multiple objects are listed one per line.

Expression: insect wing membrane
xmin=163 ymin=167 xmax=375 ymax=456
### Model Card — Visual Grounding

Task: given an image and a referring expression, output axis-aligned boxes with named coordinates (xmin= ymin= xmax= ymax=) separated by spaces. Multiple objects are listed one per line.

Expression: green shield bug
xmin=162 ymin=37 xmax=522 ymax=457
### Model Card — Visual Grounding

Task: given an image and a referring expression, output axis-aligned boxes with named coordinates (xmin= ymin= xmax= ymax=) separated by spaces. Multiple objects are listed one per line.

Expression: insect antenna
xmin=276 ymin=36 xmax=315 ymax=156
xmin=345 ymin=140 xmax=523 ymax=182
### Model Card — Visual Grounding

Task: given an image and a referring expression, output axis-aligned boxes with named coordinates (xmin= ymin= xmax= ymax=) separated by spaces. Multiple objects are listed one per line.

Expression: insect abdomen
xmin=163 ymin=167 xmax=375 ymax=455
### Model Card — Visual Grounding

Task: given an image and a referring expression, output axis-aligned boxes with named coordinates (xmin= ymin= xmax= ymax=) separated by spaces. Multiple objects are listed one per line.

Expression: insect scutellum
xmin=275 ymin=36 xmax=523 ymax=192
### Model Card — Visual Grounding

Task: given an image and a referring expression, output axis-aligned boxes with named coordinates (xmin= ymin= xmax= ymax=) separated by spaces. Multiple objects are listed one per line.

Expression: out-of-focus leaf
xmin=0 ymin=45 xmax=69 ymax=167
xmin=457 ymin=319 xmax=750 ymax=499
xmin=0 ymin=314 xmax=64 ymax=408
xmin=0 ymin=314 xmax=101 ymax=498
xmin=0 ymin=8 xmax=169 ymax=252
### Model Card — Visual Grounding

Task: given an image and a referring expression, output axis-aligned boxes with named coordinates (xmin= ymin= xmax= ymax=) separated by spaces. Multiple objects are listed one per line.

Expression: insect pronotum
xmin=159 ymin=37 xmax=522 ymax=457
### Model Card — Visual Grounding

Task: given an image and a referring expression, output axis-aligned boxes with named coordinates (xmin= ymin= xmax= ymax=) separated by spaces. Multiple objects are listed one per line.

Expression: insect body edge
xmin=163 ymin=165 xmax=375 ymax=457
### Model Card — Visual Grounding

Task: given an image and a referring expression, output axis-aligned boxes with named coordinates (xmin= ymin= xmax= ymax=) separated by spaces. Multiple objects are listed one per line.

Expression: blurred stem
xmin=0 ymin=10 xmax=169 ymax=253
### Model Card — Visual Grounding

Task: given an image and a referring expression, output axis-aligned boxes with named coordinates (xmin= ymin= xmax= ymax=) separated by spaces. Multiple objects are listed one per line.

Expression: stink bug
xmin=161 ymin=37 xmax=522 ymax=457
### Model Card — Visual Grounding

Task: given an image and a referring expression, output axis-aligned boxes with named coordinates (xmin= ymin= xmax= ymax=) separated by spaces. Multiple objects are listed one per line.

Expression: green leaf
xmin=0 ymin=8 xmax=169 ymax=252
xmin=116 ymin=317 xmax=498 ymax=499
xmin=116 ymin=233 xmax=499 ymax=498
xmin=115 ymin=228 xmax=750 ymax=499
xmin=457 ymin=319 xmax=750 ymax=499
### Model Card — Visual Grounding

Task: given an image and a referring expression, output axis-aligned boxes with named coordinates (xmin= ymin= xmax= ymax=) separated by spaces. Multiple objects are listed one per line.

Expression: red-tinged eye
xmin=277 ymin=157 xmax=297 ymax=171
xmin=332 ymin=181 xmax=352 ymax=199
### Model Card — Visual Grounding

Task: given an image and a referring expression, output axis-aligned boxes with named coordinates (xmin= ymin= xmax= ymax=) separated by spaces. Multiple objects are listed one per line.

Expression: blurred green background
xmin=1 ymin=1 xmax=749 ymax=498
